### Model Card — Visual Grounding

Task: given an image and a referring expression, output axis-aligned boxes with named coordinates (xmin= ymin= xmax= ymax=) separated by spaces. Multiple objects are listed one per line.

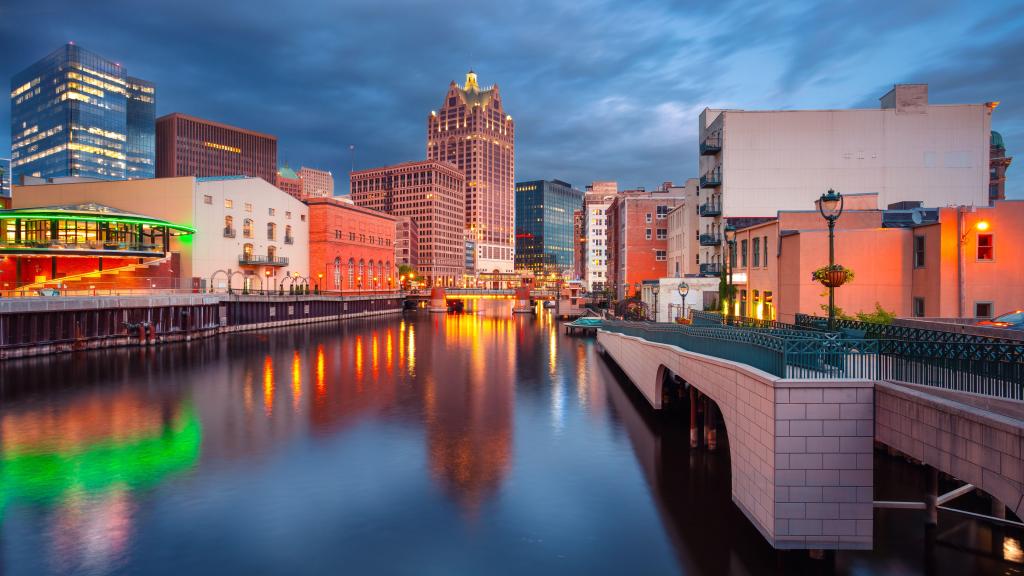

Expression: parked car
xmin=977 ymin=310 xmax=1024 ymax=330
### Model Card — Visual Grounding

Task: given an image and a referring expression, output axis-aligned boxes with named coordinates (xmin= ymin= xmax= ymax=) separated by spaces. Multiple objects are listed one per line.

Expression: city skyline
xmin=1 ymin=0 xmax=1021 ymax=198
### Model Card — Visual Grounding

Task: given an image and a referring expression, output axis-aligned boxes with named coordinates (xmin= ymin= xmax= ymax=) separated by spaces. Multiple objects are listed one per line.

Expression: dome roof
xmin=277 ymin=165 xmax=299 ymax=180
xmin=991 ymin=130 xmax=1005 ymax=148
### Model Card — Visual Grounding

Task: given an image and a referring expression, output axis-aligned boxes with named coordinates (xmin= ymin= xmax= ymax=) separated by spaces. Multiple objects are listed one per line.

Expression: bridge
xmin=593 ymin=313 xmax=1024 ymax=551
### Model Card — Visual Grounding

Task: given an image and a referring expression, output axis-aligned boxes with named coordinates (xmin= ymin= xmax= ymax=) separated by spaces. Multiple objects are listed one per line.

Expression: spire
xmin=464 ymin=70 xmax=479 ymax=92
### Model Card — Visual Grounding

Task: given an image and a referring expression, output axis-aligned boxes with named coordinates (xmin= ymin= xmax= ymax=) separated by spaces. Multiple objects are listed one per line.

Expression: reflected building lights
xmin=263 ymin=356 xmax=274 ymax=415
xmin=316 ymin=345 xmax=326 ymax=397
xmin=292 ymin=351 xmax=302 ymax=413
xmin=407 ymin=324 xmax=416 ymax=376
xmin=355 ymin=336 xmax=364 ymax=382
xmin=372 ymin=332 xmax=380 ymax=380
xmin=386 ymin=330 xmax=394 ymax=375
xmin=1005 ymin=536 xmax=1024 ymax=563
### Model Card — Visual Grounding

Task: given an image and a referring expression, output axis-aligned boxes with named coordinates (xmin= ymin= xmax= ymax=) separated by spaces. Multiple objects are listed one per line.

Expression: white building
xmin=12 ymin=176 xmax=309 ymax=291
xmin=697 ymin=84 xmax=994 ymax=264
xmin=665 ymin=178 xmax=700 ymax=277
xmin=582 ymin=181 xmax=617 ymax=292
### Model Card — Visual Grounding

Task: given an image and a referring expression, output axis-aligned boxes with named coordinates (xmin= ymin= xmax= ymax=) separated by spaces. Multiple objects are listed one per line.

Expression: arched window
xmin=358 ymin=259 xmax=365 ymax=287
xmin=378 ymin=260 xmax=384 ymax=286
xmin=386 ymin=260 xmax=392 ymax=286
xmin=224 ymin=215 xmax=234 ymax=236
xmin=243 ymin=243 xmax=254 ymax=260
xmin=285 ymin=224 xmax=293 ymax=243
xmin=267 ymin=222 xmax=276 ymax=241
xmin=243 ymin=218 xmax=253 ymax=239
xmin=369 ymin=261 xmax=376 ymax=287
xmin=267 ymin=245 xmax=277 ymax=261
xmin=333 ymin=257 xmax=341 ymax=289
xmin=347 ymin=258 xmax=355 ymax=289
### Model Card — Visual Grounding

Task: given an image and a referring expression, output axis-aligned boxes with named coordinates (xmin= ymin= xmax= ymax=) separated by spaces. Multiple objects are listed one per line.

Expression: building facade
xmin=298 ymin=167 xmax=334 ymax=198
xmin=275 ymin=165 xmax=304 ymax=199
xmin=0 ymin=158 xmax=10 ymax=198
xmin=394 ymin=216 xmax=419 ymax=269
xmin=573 ymin=208 xmax=585 ymax=281
xmin=665 ymin=178 xmax=701 ymax=278
xmin=307 ymin=197 xmax=397 ymax=293
xmin=427 ymin=71 xmax=515 ymax=274
xmin=582 ymin=181 xmax=618 ymax=292
xmin=697 ymin=84 xmax=994 ymax=267
xmin=990 ymin=131 xmax=1013 ymax=204
xmin=10 ymin=44 xmax=155 ymax=182
xmin=156 ymin=113 xmax=277 ymax=184
xmin=11 ymin=176 xmax=309 ymax=292
xmin=514 ymin=179 xmax=583 ymax=276
xmin=350 ymin=160 xmax=466 ymax=286
xmin=606 ymin=184 xmax=686 ymax=300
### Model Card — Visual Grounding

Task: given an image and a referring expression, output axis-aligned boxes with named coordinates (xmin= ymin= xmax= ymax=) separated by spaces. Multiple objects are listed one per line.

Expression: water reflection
xmin=1 ymin=306 xmax=1018 ymax=575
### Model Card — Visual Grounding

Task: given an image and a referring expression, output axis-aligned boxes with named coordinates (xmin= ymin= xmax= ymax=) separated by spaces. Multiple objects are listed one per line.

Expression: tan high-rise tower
xmin=428 ymin=71 xmax=515 ymax=274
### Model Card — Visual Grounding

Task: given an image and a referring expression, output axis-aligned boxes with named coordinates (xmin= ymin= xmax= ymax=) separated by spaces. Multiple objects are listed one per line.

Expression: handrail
xmin=14 ymin=254 xmax=171 ymax=292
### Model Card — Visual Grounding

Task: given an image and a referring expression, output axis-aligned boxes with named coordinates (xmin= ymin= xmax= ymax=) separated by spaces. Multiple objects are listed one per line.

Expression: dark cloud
xmin=0 ymin=0 xmax=1021 ymax=197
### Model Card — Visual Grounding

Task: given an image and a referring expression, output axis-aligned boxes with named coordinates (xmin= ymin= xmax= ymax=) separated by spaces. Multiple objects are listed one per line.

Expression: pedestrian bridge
xmin=594 ymin=317 xmax=1024 ymax=551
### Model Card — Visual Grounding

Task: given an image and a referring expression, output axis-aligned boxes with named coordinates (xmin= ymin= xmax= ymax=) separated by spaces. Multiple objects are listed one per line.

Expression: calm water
xmin=0 ymin=304 xmax=1019 ymax=575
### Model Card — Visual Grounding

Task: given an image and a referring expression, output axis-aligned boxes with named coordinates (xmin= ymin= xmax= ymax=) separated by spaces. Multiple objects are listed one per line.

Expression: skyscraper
xmin=0 ymin=158 xmax=10 ymax=198
xmin=427 ymin=71 xmax=515 ymax=274
xmin=514 ymin=179 xmax=583 ymax=276
xmin=156 ymin=113 xmax=277 ymax=184
xmin=10 ymin=44 xmax=155 ymax=182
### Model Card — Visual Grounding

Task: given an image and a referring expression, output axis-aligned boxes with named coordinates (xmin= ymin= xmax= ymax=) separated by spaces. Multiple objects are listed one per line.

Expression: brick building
xmin=606 ymin=183 xmax=686 ymax=299
xmin=156 ymin=113 xmax=277 ymax=184
xmin=306 ymin=197 xmax=397 ymax=293
xmin=427 ymin=71 xmax=515 ymax=274
xmin=350 ymin=160 xmax=465 ymax=287
xmin=275 ymin=166 xmax=303 ymax=199
xmin=990 ymin=131 xmax=1013 ymax=204
xmin=395 ymin=216 xmax=419 ymax=269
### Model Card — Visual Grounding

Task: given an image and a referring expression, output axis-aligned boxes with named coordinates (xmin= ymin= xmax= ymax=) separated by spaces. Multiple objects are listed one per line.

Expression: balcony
xmin=700 ymin=165 xmax=722 ymax=188
xmin=284 ymin=235 xmax=294 ymax=245
xmin=699 ymin=263 xmax=721 ymax=276
xmin=700 ymin=134 xmax=722 ymax=155
xmin=699 ymin=201 xmax=722 ymax=217
xmin=699 ymin=234 xmax=722 ymax=247
xmin=223 ymin=227 xmax=236 ymax=238
xmin=239 ymin=254 xmax=289 ymax=267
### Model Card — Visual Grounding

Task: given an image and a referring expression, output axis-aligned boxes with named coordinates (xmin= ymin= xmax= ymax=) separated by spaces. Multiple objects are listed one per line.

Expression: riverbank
xmin=0 ymin=293 xmax=403 ymax=359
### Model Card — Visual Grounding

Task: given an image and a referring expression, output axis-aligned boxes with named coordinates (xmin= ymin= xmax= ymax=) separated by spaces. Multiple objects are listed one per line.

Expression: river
xmin=0 ymin=304 xmax=1017 ymax=574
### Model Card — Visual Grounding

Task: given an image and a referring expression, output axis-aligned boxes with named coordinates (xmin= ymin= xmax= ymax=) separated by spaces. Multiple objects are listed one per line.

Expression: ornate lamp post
xmin=724 ymin=223 xmax=736 ymax=323
xmin=818 ymin=189 xmax=845 ymax=330
xmin=677 ymin=281 xmax=689 ymax=321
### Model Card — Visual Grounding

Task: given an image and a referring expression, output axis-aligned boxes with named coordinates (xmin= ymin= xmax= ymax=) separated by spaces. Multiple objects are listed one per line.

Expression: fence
xmin=599 ymin=320 xmax=1024 ymax=400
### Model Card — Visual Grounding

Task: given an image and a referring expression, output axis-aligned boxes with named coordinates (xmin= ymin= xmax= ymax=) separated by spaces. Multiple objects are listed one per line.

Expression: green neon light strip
xmin=0 ymin=405 xmax=202 ymax=516
xmin=0 ymin=212 xmax=196 ymax=234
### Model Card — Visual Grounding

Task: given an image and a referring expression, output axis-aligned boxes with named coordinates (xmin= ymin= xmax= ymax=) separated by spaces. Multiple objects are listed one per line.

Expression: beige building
xmin=697 ymin=84 xmax=994 ymax=265
xmin=582 ymin=181 xmax=618 ymax=291
xmin=427 ymin=71 xmax=515 ymax=275
xmin=13 ymin=176 xmax=309 ymax=291
xmin=665 ymin=178 xmax=701 ymax=278
xmin=298 ymin=167 xmax=334 ymax=198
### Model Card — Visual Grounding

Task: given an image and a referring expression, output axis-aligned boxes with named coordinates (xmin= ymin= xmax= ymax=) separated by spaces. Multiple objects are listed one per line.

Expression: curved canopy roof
xmin=992 ymin=130 xmax=1005 ymax=148
xmin=0 ymin=203 xmax=196 ymax=234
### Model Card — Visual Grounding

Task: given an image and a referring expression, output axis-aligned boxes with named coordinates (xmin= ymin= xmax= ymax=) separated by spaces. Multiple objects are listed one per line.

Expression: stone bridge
xmin=597 ymin=328 xmax=1024 ymax=551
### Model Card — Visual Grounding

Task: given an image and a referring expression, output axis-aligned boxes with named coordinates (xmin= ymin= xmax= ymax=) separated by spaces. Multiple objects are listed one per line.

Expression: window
xmin=655 ymin=250 xmax=666 ymax=261
xmin=646 ymin=213 xmax=652 ymax=223
xmin=224 ymin=199 xmax=233 ymax=209
xmin=244 ymin=203 xmax=253 ymax=213
xmin=763 ymin=236 xmax=769 ymax=267
xmin=285 ymin=211 xmax=292 ymax=220
xmin=913 ymin=236 xmax=926 ymax=268
xmin=645 ymin=228 xmax=652 ymax=240
xmin=334 ymin=257 xmax=342 ymax=289
xmin=656 ymin=229 xmax=667 ymax=240
xmin=349 ymin=232 xmax=356 ymax=241
xmin=334 ymin=230 xmax=341 ymax=240
xmin=913 ymin=297 xmax=925 ymax=318
xmin=285 ymin=225 xmax=293 ymax=242
xmin=301 ymin=215 xmax=306 ymax=222
xmin=243 ymin=218 xmax=253 ymax=239
xmin=977 ymin=233 xmax=993 ymax=261
xmin=752 ymin=237 xmax=761 ymax=267
xmin=975 ymin=302 xmax=993 ymax=319
xmin=267 ymin=222 xmax=276 ymax=241
xmin=347 ymin=258 xmax=355 ymax=288
xmin=741 ymin=239 xmax=748 ymax=267
xmin=268 ymin=208 xmax=275 ymax=216
xmin=267 ymin=245 xmax=276 ymax=260
xmin=656 ymin=205 xmax=669 ymax=219
xmin=243 ymin=243 xmax=253 ymax=259
xmin=203 ymin=195 xmax=213 ymax=205
xmin=224 ymin=215 xmax=234 ymax=237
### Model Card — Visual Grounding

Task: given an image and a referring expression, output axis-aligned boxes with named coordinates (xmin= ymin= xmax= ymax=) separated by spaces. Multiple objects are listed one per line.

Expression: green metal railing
xmin=794 ymin=313 xmax=1020 ymax=345
xmin=598 ymin=320 xmax=1024 ymax=399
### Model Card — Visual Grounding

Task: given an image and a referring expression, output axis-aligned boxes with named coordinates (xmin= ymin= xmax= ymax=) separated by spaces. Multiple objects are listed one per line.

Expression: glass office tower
xmin=10 ymin=44 xmax=155 ymax=182
xmin=0 ymin=158 xmax=10 ymax=197
xmin=514 ymin=179 xmax=584 ymax=275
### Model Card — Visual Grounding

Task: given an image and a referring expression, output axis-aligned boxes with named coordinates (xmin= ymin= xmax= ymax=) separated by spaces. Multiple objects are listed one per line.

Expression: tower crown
xmin=464 ymin=70 xmax=479 ymax=92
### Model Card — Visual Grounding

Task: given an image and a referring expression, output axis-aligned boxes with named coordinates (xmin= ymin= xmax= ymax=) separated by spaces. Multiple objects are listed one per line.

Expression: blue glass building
xmin=0 ymin=158 xmax=10 ymax=197
xmin=10 ymin=44 xmax=155 ymax=183
xmin=514 ymin=179 xmax=584 ymax=275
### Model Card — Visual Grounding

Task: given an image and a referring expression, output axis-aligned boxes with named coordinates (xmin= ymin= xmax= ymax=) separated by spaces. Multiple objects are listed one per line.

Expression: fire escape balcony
xmin=699 ymin=201 xmax=722 ymax=217
xmin=700 ymin=134 xmax=722 ymax=155
xmin=699 ymin=263 xmax=721 ymax=276
xmin=700 ymin=166 xmax=722 ymax=188
xmin=699 ymin=234 xmax=722 ymax=247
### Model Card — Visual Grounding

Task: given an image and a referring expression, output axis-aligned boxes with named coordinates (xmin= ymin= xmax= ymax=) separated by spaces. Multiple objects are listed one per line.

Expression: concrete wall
xmin=703 ymin=103 xmax=991 ymax=218
xmin=597 ymin=330 xmax=874 ymax=549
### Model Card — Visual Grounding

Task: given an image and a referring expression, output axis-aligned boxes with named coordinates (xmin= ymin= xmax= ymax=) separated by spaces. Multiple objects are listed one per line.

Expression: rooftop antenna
xmin=348 ymin=144 xmax=355 ymax=174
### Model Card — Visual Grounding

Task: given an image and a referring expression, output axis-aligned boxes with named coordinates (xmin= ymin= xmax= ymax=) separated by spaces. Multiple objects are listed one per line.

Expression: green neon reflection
xmin=0 ymin=405 xmax=202 ymax=518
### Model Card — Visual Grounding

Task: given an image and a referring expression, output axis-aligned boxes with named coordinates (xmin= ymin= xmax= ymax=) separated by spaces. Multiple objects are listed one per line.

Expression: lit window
xmin=225 ymin=199 xmax=233 ymax=209
xmin=977 ymin=234 xmax=993 ymax=261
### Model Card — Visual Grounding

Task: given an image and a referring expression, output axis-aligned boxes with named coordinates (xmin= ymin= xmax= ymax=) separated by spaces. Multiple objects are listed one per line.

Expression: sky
xmin=1 ymin=0 xmax=1022 ymax=198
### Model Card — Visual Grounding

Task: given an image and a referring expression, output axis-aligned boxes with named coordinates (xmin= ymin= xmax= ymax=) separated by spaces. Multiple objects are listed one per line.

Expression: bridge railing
xmin=599 ymin=321 xmax=1024 ymax=399
xmin=794 ymin=313 xmax=1020 ymax=345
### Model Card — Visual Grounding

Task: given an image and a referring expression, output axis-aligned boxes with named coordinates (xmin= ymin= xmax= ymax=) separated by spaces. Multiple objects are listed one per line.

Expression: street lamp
xmin=818 ymin=189 xmax=845 ymax=330
xmin=317 ymin=272 xmax=323 ymax=294
xmin=724 ymin=223 xmax=736 ymax=322
xmin=677 ymin=281 xmax=689 ymax=321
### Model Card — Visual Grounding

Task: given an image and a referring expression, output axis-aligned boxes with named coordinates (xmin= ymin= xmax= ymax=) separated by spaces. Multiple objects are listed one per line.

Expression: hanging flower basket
xmin=812 ymin=265 xmax=854 ymax=288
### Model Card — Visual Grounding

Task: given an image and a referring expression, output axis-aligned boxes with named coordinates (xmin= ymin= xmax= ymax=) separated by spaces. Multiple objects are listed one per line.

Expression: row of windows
xmin=913 ymin=233 xmax=994 ymax=267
